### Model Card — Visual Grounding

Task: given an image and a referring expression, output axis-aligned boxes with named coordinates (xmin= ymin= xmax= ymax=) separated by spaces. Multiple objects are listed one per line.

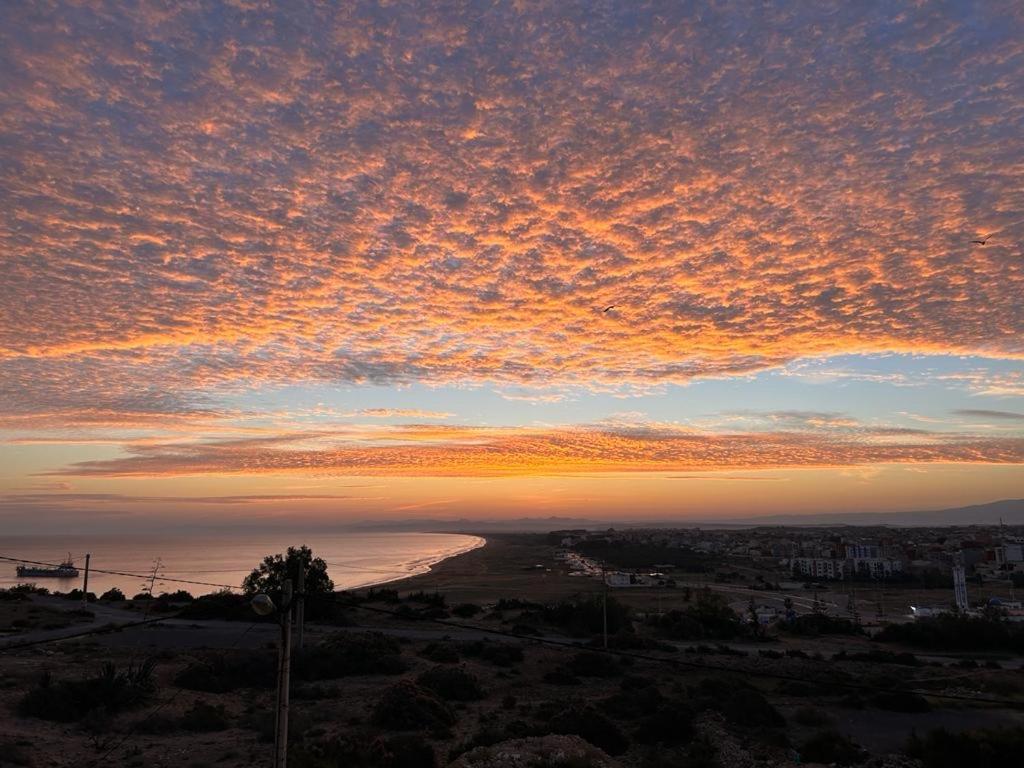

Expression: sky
xmin=1 ymin=1 xmax=1023 ymax=532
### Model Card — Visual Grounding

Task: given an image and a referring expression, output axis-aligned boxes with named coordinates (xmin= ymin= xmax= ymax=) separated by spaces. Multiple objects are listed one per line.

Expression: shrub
xmin=542 ymin=670 xmax=581 ymax=686
xmin=692 ymin=679 xmax=784 ymax=728
xmin=159 ymin=589 xmax=195 ymax=602
xmin=871 ymin=690 xmax=930 ymax=712
xmin=906 ymin=726 xmax=1024 ymax=768
xmin=800 ymin=730 xmax=864 ymax=765
xmin=180 ymin=700 xmax=231 ymax=732
xmin=99 ymin=588 xmax=126 ymax=602
xmin=19 ymin=660 xmax=156 ymax=722
xmin=294 ymin=632 xmax=406 ymax=680
xmin=647 ymin=590 xmax=742 ymax=641
xmin=793 ymin=706 xmax=833 ymax=727
xmin=543 ymin=595 xmax=630 ymax=637
xmin=420 ymin=642 xmax=460 ymax=664
xmin=174 ymin=651 xmax=276 ymax=693
xmin=416 ymin=667 xmax=484 ymax=701
xmin=567 ymin=651 xmax=621 ymax=678
xmin=372 ymin=681 xmax=456 ymax=732
xmin=291 ymin=732 xmax=436 ymax=768
xmin=546 ymin=704 xmax=629 ymax=755
xmin=452 ymin=603 xmax=481 ymax=618
xmin=877 ymin=614 xmax=1024 ymax=653
xmin=632 ymin=701 xmax=696 ymax=746
xmin=405 ymin=591 xmax=446 ymax=608
xmin=783 ymin=614 xmax=862 ymax=636
xmin=460 ymin=641 xmax=523 ymax=667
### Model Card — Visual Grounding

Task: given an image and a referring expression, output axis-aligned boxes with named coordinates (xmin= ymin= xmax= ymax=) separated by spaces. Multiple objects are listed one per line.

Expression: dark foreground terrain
xmin=2 ymin=534 xmax=1023 ymax=768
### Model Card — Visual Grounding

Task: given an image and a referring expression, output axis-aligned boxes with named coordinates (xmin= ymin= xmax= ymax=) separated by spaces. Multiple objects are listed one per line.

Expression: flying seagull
xmin=971 ymin=233 xmax=994 ymax=245
xmin=603 ymin=305 xmax=616 ymax=313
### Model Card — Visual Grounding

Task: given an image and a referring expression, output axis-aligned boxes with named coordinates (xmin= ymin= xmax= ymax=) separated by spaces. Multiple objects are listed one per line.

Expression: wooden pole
xmin=274 ymin=579 xmax=293 ymax=768
xmin=82 ymin=553 xmax=91 ymax=604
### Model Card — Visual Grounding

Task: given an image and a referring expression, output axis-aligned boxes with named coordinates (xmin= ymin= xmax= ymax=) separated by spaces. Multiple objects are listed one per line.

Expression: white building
xmin=790 ymin=557 xmax=846 ymax=581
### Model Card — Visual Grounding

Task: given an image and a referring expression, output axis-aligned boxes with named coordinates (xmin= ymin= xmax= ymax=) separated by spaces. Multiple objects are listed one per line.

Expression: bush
xmin=906 ymin=726 xmax=1024 ymax=768
xmin=174 ymin=651 xmax=276 ymax=693
xmin=543 ymin=595 xmax=630 ymax=637
xmin=546 ymin=704 xmax=629 ymax=755
xmin=452 ymin=603 xmax=481 ymax=618
xmin=372 ymin=681 xmax=455 ymax=732
xmin=18 ymin=660 xmax=156 ymax=722
xmin=647 ymin=590 xmax=742 ymax=641
xmin=180 ymin=699 xmax=231 ymax=732
xmin=793 ymin=706 xmax=833 ymax=727
xmin=177 ymin=590 xmax=255 ymax=621
xmin=460 ymin=640 xmax=523 ymax=667
xmin=420 ymin=642 xmax=460 ymax=664
xmin=833 ymin=649 xmax=920 ymax=666
xmin=99 ymin=588 xmax=126 ymax=602
xmin=871 ymin=690 xmax=930 ymax=712
xmin=567 ymin=651 xmax=621 ymax=678
xmin=877 ymin=614 xmax=1024 ymax=653
xmin=416 ymin=667 xmax=484 ymax=701
xmin=632 ymin=701 xmax=696 ymax=746
xmin=800 ymin=730 xmax=864 ymax=765
xmin=160 ymin=589 xmax=195 ymax=602
xmin=294 ymin=632 xmax=406 ymax=680
xmin=783 ymin=614 xmax=862 ymax=636
xmin=292 ymin=732 xmax=436 ymax=768
xmin=692 ymin=679 xmax=784 ymax=728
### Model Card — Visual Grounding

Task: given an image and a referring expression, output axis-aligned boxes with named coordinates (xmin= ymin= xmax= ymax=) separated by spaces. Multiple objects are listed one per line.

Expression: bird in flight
xmin=971 ymin=233 xmax=994 ymax=245
xmin=603 ymin=305 xmax=616 ymax=313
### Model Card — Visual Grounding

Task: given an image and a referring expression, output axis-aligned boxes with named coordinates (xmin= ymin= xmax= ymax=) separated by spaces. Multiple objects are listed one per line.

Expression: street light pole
xmin=274 ymin=579 xmax=293 ymax=768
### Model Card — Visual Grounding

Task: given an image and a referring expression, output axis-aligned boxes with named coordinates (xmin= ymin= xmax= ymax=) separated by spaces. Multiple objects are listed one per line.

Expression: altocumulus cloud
xmin=0 ymin=1 xmax=1023 ymax=428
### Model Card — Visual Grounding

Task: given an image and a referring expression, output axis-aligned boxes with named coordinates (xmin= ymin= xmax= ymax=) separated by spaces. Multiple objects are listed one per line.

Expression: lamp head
xmin=251 ymin=593 xmax=275 ymax=616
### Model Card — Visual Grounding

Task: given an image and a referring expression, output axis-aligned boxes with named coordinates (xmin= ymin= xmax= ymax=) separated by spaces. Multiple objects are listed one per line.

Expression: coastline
xmin=340 ymin=534 xmax=487 ymax=591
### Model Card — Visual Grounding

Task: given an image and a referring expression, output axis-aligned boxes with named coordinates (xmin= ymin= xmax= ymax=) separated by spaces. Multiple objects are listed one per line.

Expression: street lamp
xmin=252 ymin=581 xmax=293 ymax=768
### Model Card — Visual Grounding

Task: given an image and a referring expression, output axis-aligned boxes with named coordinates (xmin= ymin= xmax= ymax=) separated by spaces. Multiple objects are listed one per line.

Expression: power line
xmin=0 ymin=555 xmax=240 ymax=592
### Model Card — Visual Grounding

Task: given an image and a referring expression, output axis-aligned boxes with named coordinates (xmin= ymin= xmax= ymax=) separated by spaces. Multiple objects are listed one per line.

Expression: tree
xmin=242 ymin=545 xmax=334 ymax=600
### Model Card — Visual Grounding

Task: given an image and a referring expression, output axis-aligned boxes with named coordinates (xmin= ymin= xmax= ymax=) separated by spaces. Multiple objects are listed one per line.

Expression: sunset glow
xmin=2 ymin=1 xmax=1023 ymax=530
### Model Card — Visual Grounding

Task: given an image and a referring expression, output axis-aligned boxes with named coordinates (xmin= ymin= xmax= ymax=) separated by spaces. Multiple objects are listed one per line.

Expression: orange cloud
xmin=45 ymin=422 xmax=1024 ymax=478
xmin=1 ymin=0 xmax=1022 ymax=417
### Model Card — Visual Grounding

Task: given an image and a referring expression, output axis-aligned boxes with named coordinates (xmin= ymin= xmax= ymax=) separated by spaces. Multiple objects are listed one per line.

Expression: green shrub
xmin=99 ymin=588 xmax=126 ymax=601
xmin=372 ymin=681 xmax=455 ymax=732
xmin=18 ymin=660 xmax=156 ymax=722
xmin=294 ymin=632 xmax=406 ymax=680
xmin=543 ymin=595 xmax=631 ymax=637
xmin=546 ymin=704 xmax=630 ymax=755
xmin=416 ymin=666 xmax=484 ymax=701
xmin=871 ymin=690 xmax=930 ymax=712
xmin=452 ymin=603 xmax=481 ymax=618
xmin=420 ymin=642 xmax=460 ymax=663
xmin=793 ymin=706 xmax=833 ymax=727
xmin=567 ymin=651 xmax=621 ymax=678
xmin=460 ymin=640 xmax=523 ymax=667
xmin=906 ymin=726 xmax=1024 ymax=768
xmin=180 ymin=700 xmax=231 ymax=732
xmin=174 ymin=651 xmax=276 ymax=693
xmin=800 ymin=730 xmax=864 ymax=765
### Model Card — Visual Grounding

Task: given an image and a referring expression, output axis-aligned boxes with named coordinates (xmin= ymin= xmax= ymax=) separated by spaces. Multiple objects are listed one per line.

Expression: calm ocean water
xmin=0 ymin=532 xmax=484 ymax=597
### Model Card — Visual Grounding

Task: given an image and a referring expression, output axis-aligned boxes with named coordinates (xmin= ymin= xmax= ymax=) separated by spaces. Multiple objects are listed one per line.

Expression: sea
xmin=0 ymin=531 xmax=484 ymax=598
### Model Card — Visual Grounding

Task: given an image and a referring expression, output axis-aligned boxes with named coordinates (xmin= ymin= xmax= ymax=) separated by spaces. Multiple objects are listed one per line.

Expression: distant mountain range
xmin=346 ymin=498 xmax=1024 ymax=532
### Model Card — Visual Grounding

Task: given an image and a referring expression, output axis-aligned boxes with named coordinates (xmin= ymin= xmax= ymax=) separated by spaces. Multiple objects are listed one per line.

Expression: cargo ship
xmin=15 ymin=554 xmax=79 ymax=579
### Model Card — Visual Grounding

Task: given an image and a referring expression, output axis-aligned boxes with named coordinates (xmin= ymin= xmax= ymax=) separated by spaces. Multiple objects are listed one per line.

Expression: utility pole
xmin=295 ymin=556 xmax=306 ymax=651
xmin=274 ymin=579 xmax=293 ymax=768
xmin=601 ymin=564 xmax=608 ymax=649
xmin=81 ymin=553 xmax=91 ymax=604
